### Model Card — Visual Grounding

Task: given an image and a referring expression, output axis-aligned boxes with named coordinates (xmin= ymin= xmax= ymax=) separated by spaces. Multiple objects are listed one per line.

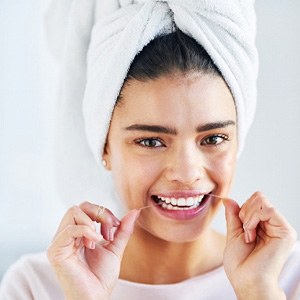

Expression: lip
xmin=152 ymin=190 xmax=210 ymax=199
xmin=150 ymin=191 xmax=213 ymax=221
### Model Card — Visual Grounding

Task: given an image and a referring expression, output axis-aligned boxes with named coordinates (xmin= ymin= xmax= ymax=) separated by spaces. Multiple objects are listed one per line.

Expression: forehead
xmin=114 ymin=73 xmax=236 ymax=126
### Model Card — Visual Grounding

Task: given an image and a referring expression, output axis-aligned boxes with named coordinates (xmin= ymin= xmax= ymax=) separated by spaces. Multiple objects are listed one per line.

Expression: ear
xmin=102 ymin=141 xmax=112 ymax=170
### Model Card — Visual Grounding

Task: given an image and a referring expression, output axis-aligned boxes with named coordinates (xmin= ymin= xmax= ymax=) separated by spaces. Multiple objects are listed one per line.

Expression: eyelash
xmin=135 ymin=137 xmax=165 ymax=148
xmin=135 ymin=134 xmax=229 ymax=149
xmin=201 ymin=134 xmax=230 ymax=146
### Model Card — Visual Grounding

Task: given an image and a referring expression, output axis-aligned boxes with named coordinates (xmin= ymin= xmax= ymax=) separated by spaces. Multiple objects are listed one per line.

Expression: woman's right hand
xmin=47 ymin=202 xmax=140 ymax=300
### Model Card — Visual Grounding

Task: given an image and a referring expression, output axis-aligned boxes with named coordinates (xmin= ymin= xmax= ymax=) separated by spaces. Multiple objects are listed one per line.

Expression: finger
xmin=56 ymin=205 xmax=96 ymax=235
xmin=238 ymin=192 xmax=259 ymax=219
xmin=48 ymin=224 xmax=102 ymax=263
xmin=241 ymin=193 xmax=278 ymax=229
xmin=239 ymin=192 xmax=271 ymax=243
xmin=239 ymin=192 xmax=269 ymax=224
xmin=222 ymin=199 xmax=243 ymax=242
xmin=241 ymin=193 xmax=296 ymax=243
xmin=244 ymin=205 xmax=293 ymax=239
xmin=54 ymin=205 xmax=101 ymax=249
xmin=106 ymin=209 xmax=140 ymax=259
xmin=79 ymin=202 xmax=121 ymax=241
xmin=79 ymin=202 xmax=120 ymax=225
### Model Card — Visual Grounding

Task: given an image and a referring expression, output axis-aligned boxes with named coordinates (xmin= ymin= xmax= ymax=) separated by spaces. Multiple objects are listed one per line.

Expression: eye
xmin=135 ymin=138 xmax=165 ymax=148
xmin=201 ymin=134 xmax=229 ymax=146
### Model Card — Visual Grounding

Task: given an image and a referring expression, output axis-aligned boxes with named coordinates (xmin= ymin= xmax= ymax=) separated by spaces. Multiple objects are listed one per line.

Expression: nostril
xmin=163 ymin=152 xmax=204 ymax=184
xmin=165 ymin=169 xmax=203 ymax=185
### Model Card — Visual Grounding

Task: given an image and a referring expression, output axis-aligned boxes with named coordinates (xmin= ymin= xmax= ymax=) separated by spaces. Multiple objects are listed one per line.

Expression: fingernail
xmin=243 ymin=220 xmax=250 ymax=230
xmin=75 ymin=238 xmax=81 ymax=248
xmin=113 ymin=219 xmax=121 ymax=227
xmin=109 ymin=228 xmax=115 ymax=241
xmin=90 ymin=241 xmax=96 ymax=249
xmin=245 ymin=231 xmax=251 ymax=243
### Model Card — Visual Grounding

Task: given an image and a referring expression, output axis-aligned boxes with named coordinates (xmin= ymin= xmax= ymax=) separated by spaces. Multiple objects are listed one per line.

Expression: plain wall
xmin=0 ymin=1 xmax=299 ymax=280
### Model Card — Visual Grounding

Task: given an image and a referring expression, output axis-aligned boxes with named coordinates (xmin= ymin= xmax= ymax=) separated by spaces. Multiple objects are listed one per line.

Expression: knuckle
xmin=264 ymin=206 xmax=276 ymax=215
xmin=251 ymin=191 xmax=266 ymax=205
xmin=68 ymin=205 xmax=80 ymax=215
xmin=254 ymin=193 xmax=272 ymax=209
xmin=79 ymin=201 xmax=90 ymax=210
xmin=253 ymin=191 xmax=265 ymax=198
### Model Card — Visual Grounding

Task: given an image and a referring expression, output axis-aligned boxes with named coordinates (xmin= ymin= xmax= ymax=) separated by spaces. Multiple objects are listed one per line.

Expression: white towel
xmin=45 ymin=0 xmax=258 ymax=210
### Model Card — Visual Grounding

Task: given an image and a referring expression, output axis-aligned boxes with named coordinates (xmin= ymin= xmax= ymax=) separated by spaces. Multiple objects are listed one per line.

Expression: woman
xmin=1 ymin=1 xmax=299 ymax=299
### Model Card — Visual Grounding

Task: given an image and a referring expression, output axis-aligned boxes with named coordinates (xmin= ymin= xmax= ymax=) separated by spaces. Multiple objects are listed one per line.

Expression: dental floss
xmin=208 ymin=194 xmax=233 ymax=201
xmin=138 ymin=194 xmax=252 ymax=243
xmin=139 ymin=202 xmax=163 ymax=210
xmin=138 ymin=194 xmax=232 ymax=210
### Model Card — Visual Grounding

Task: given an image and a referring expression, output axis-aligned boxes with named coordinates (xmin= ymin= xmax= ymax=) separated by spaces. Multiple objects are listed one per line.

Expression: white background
xmin=0 ymin=1 xmax=299 ymax=280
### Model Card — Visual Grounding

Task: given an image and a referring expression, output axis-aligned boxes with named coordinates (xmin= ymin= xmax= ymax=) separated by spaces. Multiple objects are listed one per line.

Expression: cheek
xmin=110 ymin=148 xmax=163 ymax=208
xmin=207 ymin=148 xmax=237 ymax=191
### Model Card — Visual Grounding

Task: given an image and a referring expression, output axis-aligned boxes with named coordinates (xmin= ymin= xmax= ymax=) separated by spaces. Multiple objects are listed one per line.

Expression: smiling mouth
xmin=151 ymin=194 xmax=209 ymax=211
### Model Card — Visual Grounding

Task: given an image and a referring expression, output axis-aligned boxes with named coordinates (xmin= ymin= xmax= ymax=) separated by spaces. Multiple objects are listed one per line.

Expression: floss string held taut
xmin=138 ymin=194 xmax=233 ymax=210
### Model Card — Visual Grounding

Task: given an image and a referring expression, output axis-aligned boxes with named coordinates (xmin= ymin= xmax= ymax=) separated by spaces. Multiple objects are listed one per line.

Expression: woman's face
xmin=104 ymin=72 xmax=237 ymax=242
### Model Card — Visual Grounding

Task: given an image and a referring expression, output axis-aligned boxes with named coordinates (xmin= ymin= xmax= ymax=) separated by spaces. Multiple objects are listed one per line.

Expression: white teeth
xmin=197 ymin=195 xmax=204 ymax=202
xmin=156 ymin=194 xmax=207 ymax=210
xmin=177 ymin=198 xmax=186 ymax=206
xmin=186 ymin=197 xmax=195 ymax=206
xmin=171 ymin=198 xmax=177 ymax=206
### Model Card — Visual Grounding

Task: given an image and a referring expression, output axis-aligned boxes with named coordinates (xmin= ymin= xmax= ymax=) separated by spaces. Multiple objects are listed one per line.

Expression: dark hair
xmin=118 ymin=29 xmax=222 ymax=102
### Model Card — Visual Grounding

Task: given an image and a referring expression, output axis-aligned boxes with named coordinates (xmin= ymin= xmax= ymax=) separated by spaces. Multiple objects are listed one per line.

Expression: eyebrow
xmin=124 ymin=120 xmax=235 ymax=135
xmin=196 ymin=120 xmax=236 ymax=132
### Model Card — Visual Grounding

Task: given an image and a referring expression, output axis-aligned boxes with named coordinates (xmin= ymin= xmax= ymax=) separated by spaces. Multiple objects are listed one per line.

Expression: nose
xmin=164 ymin=144 xmax=204 ymax=185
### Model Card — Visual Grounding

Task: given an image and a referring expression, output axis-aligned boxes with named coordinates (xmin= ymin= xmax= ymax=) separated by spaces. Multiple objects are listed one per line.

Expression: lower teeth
xmin=160 ymin=202 xmax=200 ymax=211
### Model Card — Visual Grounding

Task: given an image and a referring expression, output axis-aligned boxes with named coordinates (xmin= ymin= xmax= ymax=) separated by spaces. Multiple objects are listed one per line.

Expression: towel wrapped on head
xmin=45 ymin=0 xmax=258 ymax=209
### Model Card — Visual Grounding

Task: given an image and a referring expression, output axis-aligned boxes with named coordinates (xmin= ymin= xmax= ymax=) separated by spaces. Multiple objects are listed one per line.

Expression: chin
xmin=137 ymin=208 xmax=217 ymax=244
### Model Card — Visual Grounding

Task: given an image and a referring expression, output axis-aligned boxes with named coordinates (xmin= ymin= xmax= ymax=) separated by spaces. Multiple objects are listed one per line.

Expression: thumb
xmin=222 ymin=199 xmax=243 ymax=241
xmin=106 ymin=209 xmax=140 ymax=258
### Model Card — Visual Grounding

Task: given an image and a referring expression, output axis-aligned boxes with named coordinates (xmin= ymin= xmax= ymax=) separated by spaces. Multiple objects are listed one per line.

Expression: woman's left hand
xmin=222 ymin=192 xmax=297 ymax=300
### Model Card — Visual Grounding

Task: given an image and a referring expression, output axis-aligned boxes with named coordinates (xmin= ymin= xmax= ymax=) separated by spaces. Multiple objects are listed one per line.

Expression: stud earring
xmin=102 ymin=159 xmax=107 ymax=167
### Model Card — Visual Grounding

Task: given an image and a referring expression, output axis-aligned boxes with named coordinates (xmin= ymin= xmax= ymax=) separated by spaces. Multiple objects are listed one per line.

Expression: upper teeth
xmin=157 ymin=195 xmax=204 ymax=207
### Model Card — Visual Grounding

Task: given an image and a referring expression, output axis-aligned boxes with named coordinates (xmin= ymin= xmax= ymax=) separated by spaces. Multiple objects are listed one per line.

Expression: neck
xmin=120 ymin=226 xmax=225 ymax=284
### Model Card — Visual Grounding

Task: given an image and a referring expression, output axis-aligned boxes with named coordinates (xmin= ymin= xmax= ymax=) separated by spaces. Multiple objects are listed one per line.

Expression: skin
xmin=47 ymin=72 xmax=297 ymax=300
xmin=105 ymin=73 xmax=237 ymax=283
